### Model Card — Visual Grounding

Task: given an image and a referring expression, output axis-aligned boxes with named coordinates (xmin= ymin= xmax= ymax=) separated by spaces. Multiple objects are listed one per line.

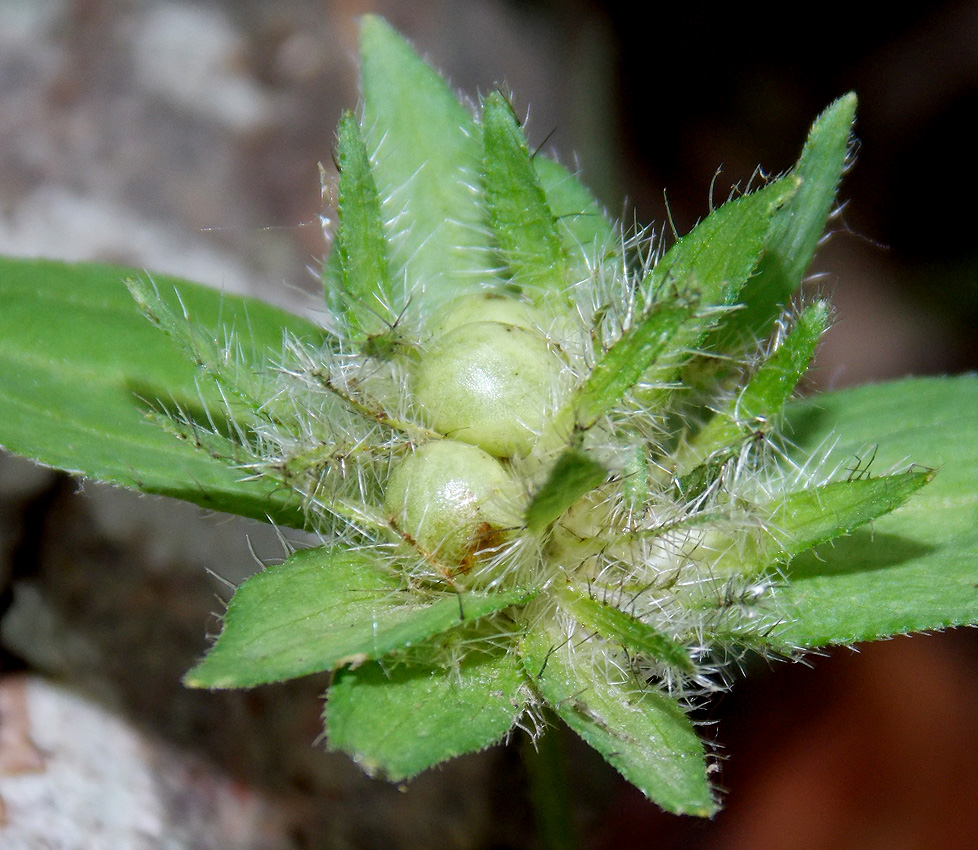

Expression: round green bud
xmin=383 ymin=440 xmax=524 ymax=581
xmin=428 ymin=292 xmax=548 ymax=336
xmin=413 ymin=320 xmax=565 ymax=458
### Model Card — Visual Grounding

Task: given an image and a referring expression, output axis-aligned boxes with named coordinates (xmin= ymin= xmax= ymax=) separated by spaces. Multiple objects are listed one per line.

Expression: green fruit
xmin=428 ymin=291 xmax=548 ymax=336
xmin=383 ymin=440 xmax=524 ymax=580
xmin=413 ymin=320 xmax=566 ymax=458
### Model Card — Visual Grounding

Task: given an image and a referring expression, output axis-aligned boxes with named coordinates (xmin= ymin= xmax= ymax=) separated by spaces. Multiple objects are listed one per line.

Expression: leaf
xmin=568 ymin=298 xmax=696 ymax=432
xmin=715 ymin=93 xmax=856 ymax=347
xmin=634 ymin=177 xmax=799 ymax=409
xmin=768 ymin=470 xmax=934 ymax=560
xmin=646 ymin=176 xmax=797 ymax=313
xmin=778 ymin=375 xmax=978 ymax=646
xmin=520 ymin=624 xmax=715 ymax=816
xmin=482 ymin=92 xmax=569 ymax=296
xmin=185 ymin=545 xmax=534 ymax=688
xmin=555 ymin=585 xmax=696 ymax=675
xmin=125 ymin=275 xmax=274 ymax=416
xmin=525 ymin=448 xmax=607 ymax=533
xmin=534 ymin=155 xmax=617 ymax=288
xmin=331 ymin=111 xmax=394 ymax=336
xmin=326 ymin=647 xmax=526 ymax=780
xmin=696 ymin=470 xmax=932 ymax=578
xmin=680 ymin=300 xmax=829 ymax=470
xmin=0 ymin=256 xmax=318 ymax=526
xmin=359 ymin=15 xmax=493 ymax=310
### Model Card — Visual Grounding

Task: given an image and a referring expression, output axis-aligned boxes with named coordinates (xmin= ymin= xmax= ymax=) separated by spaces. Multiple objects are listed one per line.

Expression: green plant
xmin=1 ymin=14 xmax=976 ymax=829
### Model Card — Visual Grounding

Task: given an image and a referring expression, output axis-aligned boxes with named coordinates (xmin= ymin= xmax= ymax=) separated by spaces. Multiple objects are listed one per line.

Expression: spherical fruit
xmin=383 ymin=439 xmax=524 ymax=581
xmin=428 ymin=291 xmax=548 ymax=336
xmin=413 ymin=320 xmax=565 ymax=458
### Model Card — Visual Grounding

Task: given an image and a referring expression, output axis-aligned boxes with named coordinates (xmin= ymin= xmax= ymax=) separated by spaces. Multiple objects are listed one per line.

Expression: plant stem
xmin=522 ymin=718 xmax=577 ymax=850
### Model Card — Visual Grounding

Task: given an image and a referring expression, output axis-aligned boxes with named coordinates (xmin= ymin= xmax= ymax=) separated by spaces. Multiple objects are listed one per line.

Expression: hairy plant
xmin=1 ymin=15 xmax=976 ymax=821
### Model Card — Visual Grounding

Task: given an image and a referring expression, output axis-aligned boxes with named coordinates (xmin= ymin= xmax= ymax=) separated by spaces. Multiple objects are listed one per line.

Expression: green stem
xmin=522 ymin=718 xmax=578 ymax=850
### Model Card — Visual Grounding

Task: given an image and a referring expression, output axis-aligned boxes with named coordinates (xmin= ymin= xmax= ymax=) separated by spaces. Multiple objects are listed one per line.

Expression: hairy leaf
xmin=570 ymin=298 xmax=696 ymax=431
xmin=634 ymin=177 xmax=798 ymax=410
xmin=332 ymin=111 xmax=394 ymax=336
xmin=556 ymin=586 xmax=696 ymax=674
xmin=779 ymin=375 xmax=978 ymax=645
xmin=186 ymin=546 xmax=534 ymax=688
xmin=359 ymin=15 xmax=493 ymax=310
xmin=683 ymin=300 xmax=829 ymax=469
xmin=521 ymin=624 xmax=715 ymax=815
xmin=326 ymin=647 xmax=526 ymax=780
xmin=483 ymin=92 xmax=569 ymax=296
xmin=715 ymin=93 xmax=856 ymax=347
xmin=0 ymin=256 xmax=317 ymax=526
xmin=770 ymin=470 xmax=934 ymax=559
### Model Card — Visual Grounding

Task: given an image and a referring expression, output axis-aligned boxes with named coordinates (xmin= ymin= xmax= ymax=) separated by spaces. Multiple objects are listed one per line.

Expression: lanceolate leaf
xmin=768 ymin=470 xmax=934 ymax=560
xmin=520 ymin=625 xmax=715 ymax=816
xmin=705 ymin=469 xmax=933 ymax=577
xmin=326 ymin=647 xmax=526 ymax=780
xmin=570 ymin=299 xmax=696 ymax=431
xmin=526 ymin=448 xmax=607 ymax=533
xmin=359 ymin=15 xmax=493 ymax=310
xmin=715 ymin=93 xmax=856 ymax=347
xmin=332 ymin=111 xmax=395 ymax=336
xmin=779 ymin=375 xmax=978 ymax=646
xmin=483 ymin=92 xmax=570 ymax=296
xmin=635 ymin=177 xmax=799 ymax=407
xmin=125 ymin=275 xmax=272 ymax=413
xmin=186 ymin=545 xmax=535 ymax=688
xmin=644 ymin=177 xmax=798 ymax=316
xmin=681 ymin=300 xmax=829 ymax=469
xmin=0 ymin=256 xmax=316 ymax=527
xmin=556 ymin=585 xmax=696 ymax=675
xmin=534 ymin=156 xmax=617 ymax=285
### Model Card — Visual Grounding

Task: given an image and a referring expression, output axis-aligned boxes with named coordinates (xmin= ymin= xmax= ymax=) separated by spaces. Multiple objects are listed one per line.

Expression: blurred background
xmin=0 ymin=1 xmax=976 ymax=848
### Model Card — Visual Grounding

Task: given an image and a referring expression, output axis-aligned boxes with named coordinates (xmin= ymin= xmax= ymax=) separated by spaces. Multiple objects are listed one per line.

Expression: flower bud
xmin=384 ymin=439 xmax=524 ymax=580
xmin=413 ymin=320 xmax=565 ymax=458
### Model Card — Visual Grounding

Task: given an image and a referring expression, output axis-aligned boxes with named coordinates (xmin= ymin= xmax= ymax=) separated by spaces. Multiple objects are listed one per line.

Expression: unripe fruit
xmin=428 ymin=291 xmax=547 ymax=336
xmin=413 ymin=320 xmax=565 ymax=458
xmin=384 ymin=439 xmax=524 ymax=580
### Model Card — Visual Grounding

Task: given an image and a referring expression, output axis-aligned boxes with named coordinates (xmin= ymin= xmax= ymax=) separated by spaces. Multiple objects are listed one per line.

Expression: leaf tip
xmin=181 ymin=667 xmax=211 ymax=690
xmin=182 ymin=655 xmax=236 ymax=690
xmin=358 ymin=13 xmax=406 ymax=59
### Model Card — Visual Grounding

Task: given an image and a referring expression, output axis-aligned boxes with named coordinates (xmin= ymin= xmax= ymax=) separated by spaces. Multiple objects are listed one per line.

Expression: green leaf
xmin=526 ymin=448 xmax=607 ymax=533
xmin=635 ymin=176 xmax=799 ymax=409
xmin=534 ymin=155 xmax=617 ymax=287
xmin=359 ymin=15 xmax=493 ymax=310
xmin=555 ymin=585 xmax=696 ymax=675
xmin=185 ymin=545 xmax=534 ymax=688
xmin=768 ymin=470 xmax=934 ymax=560
xmin=326 ymin=647 xmax=526 ymax=780
xmin=701 ymin=470 xmax=931 ymax=578
xmin=718 ymin=93 xmax=856 ymax=346
xmin=521 ymin=624 xmax=715 ymax=816
xmin=646 ymin=176 xmax=797 ymax=312
xmin=332 ymin=111 xmax=394 ymax=336
xmin=681 ymin=300 xmax=829 ymax=469
xmin=124 ymin=275 xmax=274 ymax=417
xmin=482 ymin=92 xmax=569 ymax=296
xmin=778 ymin=375 xmax=978 ymax=646
xmin=570 ymin=298 xmax=696 ymax=430
xmin=0 ymin=256 xmax=317 ymax=526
